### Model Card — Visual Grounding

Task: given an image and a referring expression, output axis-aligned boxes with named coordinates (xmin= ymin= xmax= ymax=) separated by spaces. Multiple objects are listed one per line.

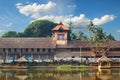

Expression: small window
xmin=3 ymin=48 xmax=5 ymax=52
xmin=8 ymin=48 xmax=11 ymax=52
xmin=26 ymin=48 xmax=28 ymax=52
xmin=48 ymin=49 xmax=51 ymax=52
xmin=21 ymin=49 xmax=23 ymax=52
xmin=14 ymin=48 xmax=17 ymax=52
xmin=43 ymin=48 xmax=45 ymax=52
xmin=57 ymin=34 xmax=64 ymax=40
xmin=31 ymin=48 xmax=34 ymax=52
xmin=37 ymin=48 xmax=40 ymax=52
xmin=72 ymin=56 xmax=75 ymax=58
xmin=59 ymin=27 xmax=64 ymax=32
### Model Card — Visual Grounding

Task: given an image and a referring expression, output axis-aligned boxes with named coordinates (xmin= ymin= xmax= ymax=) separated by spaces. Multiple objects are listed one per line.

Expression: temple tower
xmin=52 ymin=23 xmax=69 ymax=45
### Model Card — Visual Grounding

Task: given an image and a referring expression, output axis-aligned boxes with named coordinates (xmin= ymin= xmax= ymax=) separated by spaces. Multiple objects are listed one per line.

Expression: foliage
xmin=57 ymin=65 xmax=71 ymax=71
xmin=2 ymin=31 xmax=18 ymax=37
xmin=76 ymin=31 xmax=88 ymax=41
xmin=23 ymin=20 xmax=57 ymax=37
xmin=87 ymin=21 xmax=114 ymax=56
xmin=1 ymin=20 xmax=115 ymax=42
xmin=68 ymin=22 xmax=88 ymax=41
xmin=107 ymin=33 xmax=115 ymax=41
xmin=17 ymin=32 xmax=25 ymax=37
xmin=78 ymin=64 xmax=86 ymax=72
xmin=67 ymin=21 xmax=74 ymax=40
xmin=1 ymin=20 xmax=57 ymax=37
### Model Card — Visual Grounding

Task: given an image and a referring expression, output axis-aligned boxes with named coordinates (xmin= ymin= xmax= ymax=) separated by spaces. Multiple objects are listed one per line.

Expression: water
xmin=0 ymin=69 xmax=120 ymax=80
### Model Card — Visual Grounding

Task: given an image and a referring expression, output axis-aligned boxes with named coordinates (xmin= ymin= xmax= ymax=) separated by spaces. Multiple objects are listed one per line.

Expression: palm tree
xmin=77 ymin=31 xmax=88 ymax=41
xmin=87 ymin=21 xmax=112 ymax=56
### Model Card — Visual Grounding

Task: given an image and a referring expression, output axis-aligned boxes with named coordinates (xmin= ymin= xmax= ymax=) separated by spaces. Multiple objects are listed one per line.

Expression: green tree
xmin=107 ymin=33 xmax=115 ymax=41
xmin=87 ymin=21 xmax=113 ymax=56
xmin=77 ymin=31 xmax=88 ymax=41
xmin=68 ymin=21 xmax=74 ymax=40
xmin=68 ymin=22 xmax=87 ymax=41
xmin=24 ymin=20 xmax=57 ymax=37
xmin=17 ymin=32 xmax=25 ymax=37
xmin=2 ymin=31 xmax=18 ymax=37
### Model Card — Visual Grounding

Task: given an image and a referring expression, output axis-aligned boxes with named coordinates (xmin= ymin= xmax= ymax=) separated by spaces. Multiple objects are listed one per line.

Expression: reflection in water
xmin=0 ymin=69 xmax=120 ymax=80
xmin=97 ymin=69 xmax=111 ymax=80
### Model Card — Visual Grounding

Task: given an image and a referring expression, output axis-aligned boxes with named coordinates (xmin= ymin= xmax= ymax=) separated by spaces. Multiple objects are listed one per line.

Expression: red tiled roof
xmin=0 ymin=38 xmax=55 ymax=48
xmin=52 ymin=23 xmax=69 ymax=31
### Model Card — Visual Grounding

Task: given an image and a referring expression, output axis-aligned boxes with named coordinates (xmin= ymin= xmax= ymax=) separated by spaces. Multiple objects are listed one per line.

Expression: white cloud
xmin=16 ymin=2 xmax=116 ymax=28
xmin=67 ymin=5 xmax=76 ymax=8
xmin=16 ymin=1 xmax=56 ymax=18
xmin=36 ymin=14 xmax=115 ymax=28
xmin=117 ymin=30 xmax=120 ymax=33
xmin=5 ymin=22 xmax=13 ymax=27
xmin=0 ymin=29 xmax=4 ymax=33
xmin=92 ymin=15 xmax=116 ymax=25
xmin=35 ymin=14 xmax=90 ymax=28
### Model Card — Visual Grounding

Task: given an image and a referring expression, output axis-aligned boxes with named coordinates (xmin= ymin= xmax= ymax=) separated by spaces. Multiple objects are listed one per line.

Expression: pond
xmin=0 ymin=69 xmax=120 ymax=80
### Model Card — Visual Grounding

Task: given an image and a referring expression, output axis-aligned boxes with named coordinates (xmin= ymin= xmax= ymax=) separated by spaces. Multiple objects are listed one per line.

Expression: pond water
xmin=0 ymin=69 xmax=120 ymax=80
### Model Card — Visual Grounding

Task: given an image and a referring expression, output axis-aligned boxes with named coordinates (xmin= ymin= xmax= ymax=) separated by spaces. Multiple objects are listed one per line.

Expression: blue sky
xmin=0 ymin=0 xmax=120 ymax=40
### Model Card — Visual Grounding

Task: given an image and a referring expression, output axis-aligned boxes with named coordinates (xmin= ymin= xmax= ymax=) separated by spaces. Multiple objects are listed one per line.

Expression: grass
xmin=56 ymin=65 xmax=72 ymax=72
xmin=78 ymin=64 xmax=86 ymax=72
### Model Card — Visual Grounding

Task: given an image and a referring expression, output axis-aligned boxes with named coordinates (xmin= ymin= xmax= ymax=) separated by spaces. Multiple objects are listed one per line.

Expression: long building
xmin=0 ymin=23 xmax=120 ymax=63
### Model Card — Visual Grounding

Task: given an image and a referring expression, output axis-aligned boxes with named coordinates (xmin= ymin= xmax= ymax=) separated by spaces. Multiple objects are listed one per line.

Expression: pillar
xmin=39 ymin=55 xmax=40 ymax=62
xmin=5 ymin=72 xmax=8 ymax=80
xmin=5 ymin=49 xmax=9 ymax=63
xmin=108 ymin=62 xmax=111 ymax=67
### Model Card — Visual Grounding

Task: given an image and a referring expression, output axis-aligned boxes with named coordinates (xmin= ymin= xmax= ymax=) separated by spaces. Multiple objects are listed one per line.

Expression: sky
xmin=0 ymin=0 xmax=120 ymax=40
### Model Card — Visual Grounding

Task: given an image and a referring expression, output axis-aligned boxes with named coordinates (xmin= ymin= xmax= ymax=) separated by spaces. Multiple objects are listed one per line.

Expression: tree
xmin=68 ymin=21 xmax=74 ymax=40
xmin=107 ymin=33 xmax=115 ymax=41
xmin=77 ymin=31 xmax=88 ymax=41
xmin=2 ymin=31 xmax=18 ymax=37
xmin=17 ymin=32 xmax=25 ymax=37
xmin=24 ymin=20 xmax=57 ymax=37
xmin=87 ymin=21 xmax=113 ymax=56
xmin=68 ymin=21 xmax=88 ymax=41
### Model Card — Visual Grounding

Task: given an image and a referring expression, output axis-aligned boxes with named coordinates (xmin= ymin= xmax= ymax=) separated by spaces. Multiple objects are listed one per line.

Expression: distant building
xmin=0 ymin=23 xmax=120 ymax=63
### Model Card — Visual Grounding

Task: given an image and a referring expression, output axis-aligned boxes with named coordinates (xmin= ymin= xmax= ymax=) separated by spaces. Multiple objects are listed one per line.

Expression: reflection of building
xmin=96 ymin=69 xmax=112 ymax=80
xmin=0 ymin=23 xmax=120 ymax=63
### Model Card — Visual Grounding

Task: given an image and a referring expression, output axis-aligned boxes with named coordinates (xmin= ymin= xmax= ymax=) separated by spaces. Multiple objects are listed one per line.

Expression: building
xmin=0 ymin=23 xmax=120 ymax=63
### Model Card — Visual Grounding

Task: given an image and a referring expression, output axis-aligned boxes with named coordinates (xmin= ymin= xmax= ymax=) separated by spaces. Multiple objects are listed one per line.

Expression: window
xmin=3 ymin=48 xmax=5 ymax=52
xmin=43 ymin=48 xmax=45 ymax=52
xmin=48 ymin=49 xmax=51 ymax=52
xmin=57 ymin=34 xmax=64 ymax=40
xmin=21 ymin=49 xmax=23 ymax=52
xmin=8 ymin=48 xmax=11 ymax=52
xmin=72 ymin=56 xmax=75 ymax=58
xmin=58 ymin=27 xmax=64 ymax=32
xmin=37 ymin=48 xmax=40 ymax=52
xmin=14 ymin=48 xmax=17 ymax=52
xmin=31 ymin=48 xmax=34 ymax=52
xmin=26 ymin=48 xmax=28 ymax=52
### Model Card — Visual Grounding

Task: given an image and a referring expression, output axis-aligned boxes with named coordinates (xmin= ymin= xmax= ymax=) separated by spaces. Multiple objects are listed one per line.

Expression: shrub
xmin=78 ymin=64 xmax=86 ymax=72
xmin=57 ymin=65 xmax=71 ymax=72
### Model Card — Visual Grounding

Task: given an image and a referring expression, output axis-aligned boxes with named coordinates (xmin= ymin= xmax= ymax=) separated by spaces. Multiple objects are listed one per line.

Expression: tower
xmin=52 ymin=23 xmax=69 ymax=45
